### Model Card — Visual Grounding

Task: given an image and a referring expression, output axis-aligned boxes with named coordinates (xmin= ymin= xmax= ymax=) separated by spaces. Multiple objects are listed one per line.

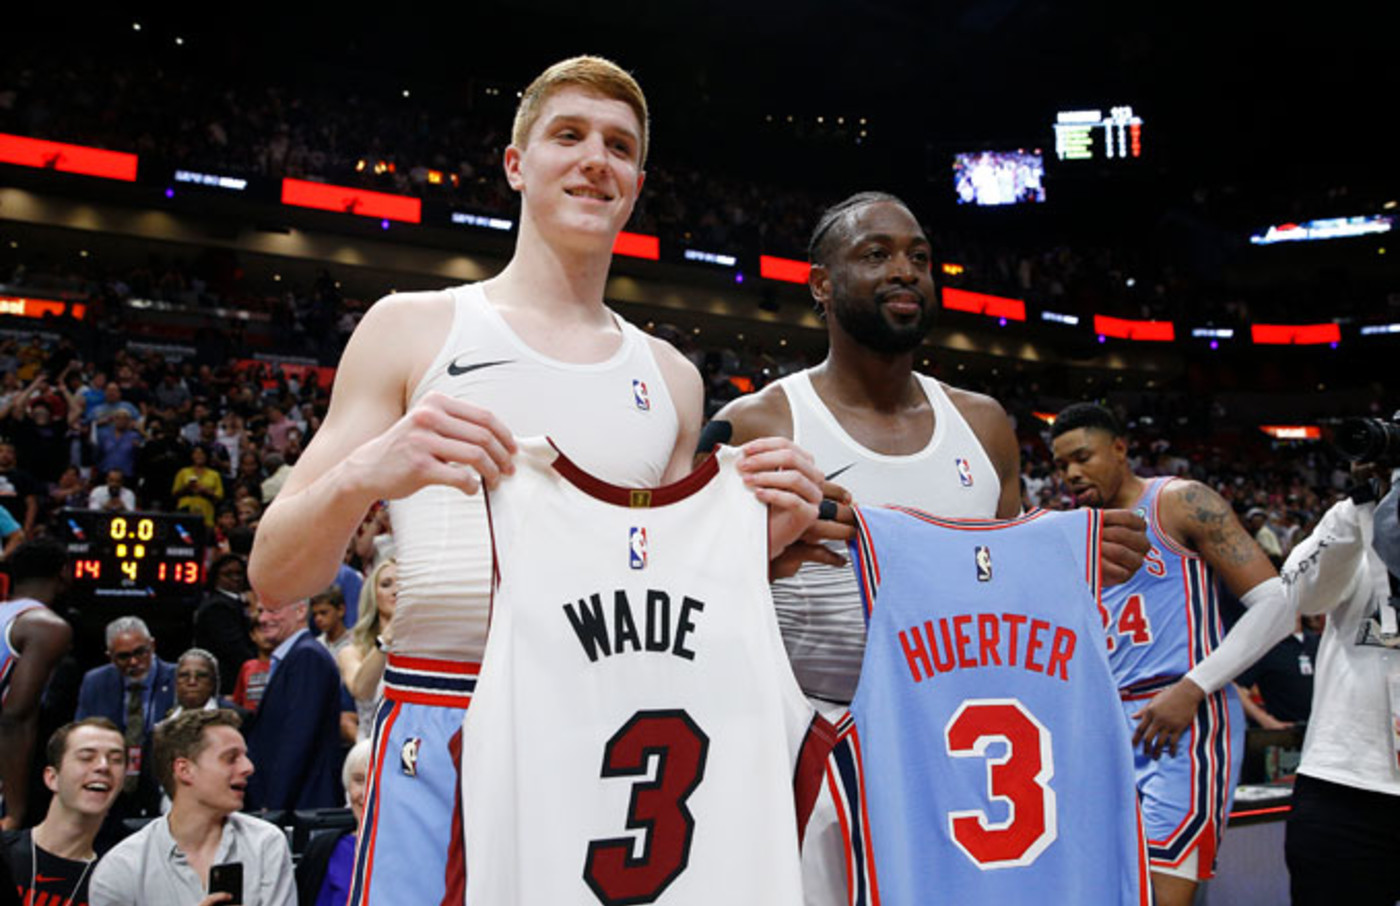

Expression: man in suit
xmin=74 ymin=616 xmax=174 ymax=816
xmin=245 ymin=595 xmax=342 ymax=810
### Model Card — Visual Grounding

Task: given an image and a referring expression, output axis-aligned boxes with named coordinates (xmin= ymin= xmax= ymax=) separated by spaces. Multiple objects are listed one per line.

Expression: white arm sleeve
xmin=1185 ymin=576 xmax=1295 ymax=695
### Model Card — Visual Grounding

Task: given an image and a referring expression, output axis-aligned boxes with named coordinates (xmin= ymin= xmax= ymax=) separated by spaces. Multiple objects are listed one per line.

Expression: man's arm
xmin=1132 ymin=481 xmax=1292 ymax=757
xmin=0 ymin=608 xmax=71 ymax=829
xmin=943 ymin=386 xmax=1021 ymax=519
xmin=249 ymin=294 xmax=516 ymax=605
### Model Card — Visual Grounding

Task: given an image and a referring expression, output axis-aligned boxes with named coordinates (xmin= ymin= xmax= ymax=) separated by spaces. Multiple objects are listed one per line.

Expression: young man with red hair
xmin=250 ymin=56 xmax=822 ymax=905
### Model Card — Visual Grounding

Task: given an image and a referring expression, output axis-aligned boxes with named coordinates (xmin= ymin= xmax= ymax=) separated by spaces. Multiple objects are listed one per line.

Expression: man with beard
xmin=709 ymin=192 xmax=1144 ymax=710
xmin=706 ymin=192 xmax=1148 ymax=902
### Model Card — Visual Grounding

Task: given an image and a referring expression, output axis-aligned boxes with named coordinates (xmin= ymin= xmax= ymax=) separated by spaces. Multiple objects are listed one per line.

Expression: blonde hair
xmin=511 ymin=55 xmax=649 ymax=168
xmin=351 ymin=558 xmax=396 ymax=652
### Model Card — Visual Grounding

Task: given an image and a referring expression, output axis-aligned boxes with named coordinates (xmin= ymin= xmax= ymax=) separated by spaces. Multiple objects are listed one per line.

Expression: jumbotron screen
xmin=953 ymin=150 xmax=1046 ymax=207
xmin=1053 ymin=106 xmax=1144 ymax=161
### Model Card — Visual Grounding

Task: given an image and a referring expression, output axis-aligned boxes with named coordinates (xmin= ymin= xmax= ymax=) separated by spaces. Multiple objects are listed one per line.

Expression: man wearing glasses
xmin=75 ymin=617 xmax=175 ymax=817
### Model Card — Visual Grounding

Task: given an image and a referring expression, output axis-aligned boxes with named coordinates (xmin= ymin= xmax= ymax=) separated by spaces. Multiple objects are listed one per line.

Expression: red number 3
xmin=944 ymin=699 xmax=1058 ymax=869
xmin=584 ymin=710 xmax=709 ymax=905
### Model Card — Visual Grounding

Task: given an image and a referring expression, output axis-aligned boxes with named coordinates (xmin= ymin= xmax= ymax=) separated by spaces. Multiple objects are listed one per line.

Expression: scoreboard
xmin=1053 ymin=106 xmax=1144 ymax=161
xmin=58 ymin=510 xmax=207 ymax=600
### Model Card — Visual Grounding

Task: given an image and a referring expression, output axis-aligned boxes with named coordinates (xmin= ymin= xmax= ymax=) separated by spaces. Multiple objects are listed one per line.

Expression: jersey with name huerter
xmin=834 ymin=506 xmax=1149 ymax=906
xmin=453 ymin=438 xmax=832 ymax=906
xmin=1105 ymin=477 xmax=1226 ymax=692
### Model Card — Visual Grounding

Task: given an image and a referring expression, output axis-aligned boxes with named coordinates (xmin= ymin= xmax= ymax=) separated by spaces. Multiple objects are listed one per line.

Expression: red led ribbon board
xmin=613 ymin=231 xmax=660 ymax=260
xmin=281 ymin=178 xmax=422 ymax=224
xmin=0 ymin=296 xmax=86 ymax=320
xmin=942 ymin=288 xmax=1026 ymax=321
xmin=1259 ymin=425 xmax=1322 ymax=440
xmin=0 ymin=133 xmax=138 ymax=182
xmin=1093 ymin=315 xmax=1176 ymax=341
xmin=1250 ymin=323 xmax=1341 ymax=345
xmin=760 ymin=255 xmax=811 ymax=285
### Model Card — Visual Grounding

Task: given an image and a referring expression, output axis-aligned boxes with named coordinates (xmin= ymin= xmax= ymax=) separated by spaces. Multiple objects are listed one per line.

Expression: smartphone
xmin=209 ymin=861 xmax=243 ymax=904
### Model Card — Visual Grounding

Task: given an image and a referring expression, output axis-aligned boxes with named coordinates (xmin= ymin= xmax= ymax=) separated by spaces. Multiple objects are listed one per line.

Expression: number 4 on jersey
xmin=1099 ymin=593 xmax=1153 ymax=652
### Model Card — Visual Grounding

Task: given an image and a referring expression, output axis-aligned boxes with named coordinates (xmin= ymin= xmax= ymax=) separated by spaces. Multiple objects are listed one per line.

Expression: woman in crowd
xmin=296 ymin=737 xmax=372 ymax=906
xmin=337 ymin=558 xmax=396 ymax=741
xmin=172 ymin=444 xmax=224 ymax=525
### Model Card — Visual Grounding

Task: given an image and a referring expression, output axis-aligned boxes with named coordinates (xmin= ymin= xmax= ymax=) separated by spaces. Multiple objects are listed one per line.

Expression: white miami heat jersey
xmin=456 ymin=438 xmax=831 ymax=906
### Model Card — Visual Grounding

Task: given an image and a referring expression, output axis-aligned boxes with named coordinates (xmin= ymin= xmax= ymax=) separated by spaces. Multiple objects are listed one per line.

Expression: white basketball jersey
xmin=770 ymin=370 xmax=1001 ymax=704
xmin=389 ymin=283 xmax=678 ymax=661
xmin=457 ymin=438 xmax=827 ymax=906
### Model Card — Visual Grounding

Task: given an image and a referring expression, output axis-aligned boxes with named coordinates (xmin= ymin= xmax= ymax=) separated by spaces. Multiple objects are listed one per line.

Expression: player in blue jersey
xmin=0 ymin=539 xmax=74 ymax=830
xmin=1052 ymin=403 xmax=1293 ymax=906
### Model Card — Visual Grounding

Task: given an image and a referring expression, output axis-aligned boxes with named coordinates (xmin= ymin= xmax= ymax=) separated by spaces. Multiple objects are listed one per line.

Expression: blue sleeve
xmin=0 ymin=506 xmax=19 ymax=537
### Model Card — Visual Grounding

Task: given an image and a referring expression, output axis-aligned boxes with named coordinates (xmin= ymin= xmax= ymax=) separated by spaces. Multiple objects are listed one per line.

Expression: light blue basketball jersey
xmin=1104 ymin=477 xmax=1224 ymax=692
xmin=0 ymin=599 xmax=42 ymax=706
xmin=840 ymin=506 xmax=1149 ymax=906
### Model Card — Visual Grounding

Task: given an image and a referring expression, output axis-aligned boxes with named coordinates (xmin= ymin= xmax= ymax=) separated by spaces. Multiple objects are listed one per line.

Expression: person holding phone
xmin=88 ymin=709 xmax=294 ymax=906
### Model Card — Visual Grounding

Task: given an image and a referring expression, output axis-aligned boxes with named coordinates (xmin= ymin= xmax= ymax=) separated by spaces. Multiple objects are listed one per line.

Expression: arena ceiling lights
xmin=0 ymin=133 xmax=138 ymax=182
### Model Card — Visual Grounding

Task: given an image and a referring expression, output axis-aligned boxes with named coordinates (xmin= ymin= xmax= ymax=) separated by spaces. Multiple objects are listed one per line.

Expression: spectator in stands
xmin=151 ymin=371 xmax=192 ymax=415
xmin=1247 ymin=506 xmax=1284 ymax=565
xmin=1237 ymin=615 xmax=1320 ymax=728
xmin=295 ymin=737 xmax=371 ymax=906
xmin=134 ymin=416 xmax=189 ymax=511
xmin=74 ymin=617 xmax=175 ymax=817
xmin=260 ymin=452 xmax=292 ymax=503
xmin=0 ymin=505 xmax=22 ymax=560
xmin=0 ymin=438 xmax=40 ymax=537
xmin=193 ymin=416 xmax=231 ymax=475
xmin=166 ymin=649 xmax=234 ymax=719
xmin=93 ymin=409 xmax=142 ymax=479
xmin=232 ymin=606 xmax=275 ymax=713
xmin=87 ymin=469 xmax=137 ymax=512
xmin=244 ymin=595 xmax=342 ymax=810
xmin=337 ymin=559 xmax=396 ymax=742
xmin=0 ymin=539 xmax=74 ymax=829
xmin=193 ymin=554 xmax=254 ymax=697
xmin=48 ymin=465 xmax=91 ymax=512
xmin=88 ymin=386 xmax=139 ymax=433
xmin=216 ymin=413 xmax=245 ymax=472
xmin=172 ymin=445 xmax=224 ymax=526
xmin=310 ymin=587 xmax=350 ymax=657
xmin=88 ymin=709 xmax=295 ymax=906
xmin=1 ymin=719 xmax=126 ymax=905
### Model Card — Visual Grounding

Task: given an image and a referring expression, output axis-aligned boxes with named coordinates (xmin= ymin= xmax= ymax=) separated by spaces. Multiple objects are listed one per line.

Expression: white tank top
xmin=388 ymin=283 xmax=679 ymax=661
xmin=770 ymin=370 xmax=1001 ymax=704
xmin=459 ymin=438 xmax=820 ymax=905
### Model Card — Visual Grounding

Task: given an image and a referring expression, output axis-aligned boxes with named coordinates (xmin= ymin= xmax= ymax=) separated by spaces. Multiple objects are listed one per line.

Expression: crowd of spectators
xmin=4 ymin=47 xmax=1392 ymax=328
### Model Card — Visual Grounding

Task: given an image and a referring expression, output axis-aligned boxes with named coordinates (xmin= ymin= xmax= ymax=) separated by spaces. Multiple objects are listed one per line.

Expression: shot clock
xmin=59 ymin=509 xmax=207 ymax=600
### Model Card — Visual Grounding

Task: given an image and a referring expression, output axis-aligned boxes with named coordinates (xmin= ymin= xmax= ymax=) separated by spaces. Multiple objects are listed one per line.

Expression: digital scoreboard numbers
xmin=60 ymin=510 xmax=207 ymax=600
xmin=1053 ymin=106 xmax=1144 ymax=161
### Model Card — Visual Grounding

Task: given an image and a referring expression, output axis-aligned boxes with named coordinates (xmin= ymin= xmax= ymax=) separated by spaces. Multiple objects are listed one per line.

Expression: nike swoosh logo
xmin=446 ymin=358 xmax=514 ymax=377
xmin=825 ymin=463 xmax=856 ymax=481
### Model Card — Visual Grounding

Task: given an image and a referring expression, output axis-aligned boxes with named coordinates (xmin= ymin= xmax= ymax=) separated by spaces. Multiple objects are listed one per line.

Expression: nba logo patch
xmin=401 ymin=737 xmax=422 ymax=777
xmin=629 ymin=527 xmax=648 ymax=570
xmin=632 ymin=379 xmax=651 ymax=411
xmin=975 ymin=545 xmax=992 ymax=582
xmin=955 ymin=458 xmax=974 ymax=487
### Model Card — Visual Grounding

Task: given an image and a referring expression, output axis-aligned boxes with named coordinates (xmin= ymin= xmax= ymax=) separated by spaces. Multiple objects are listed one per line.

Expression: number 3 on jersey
xmin=1100 ymin=593 xmax=1154 ymax=652
xmin=945 ymin=698 xmax=1057 ymax=869
xmin=584 ymin=710 xmax=709 ymax=905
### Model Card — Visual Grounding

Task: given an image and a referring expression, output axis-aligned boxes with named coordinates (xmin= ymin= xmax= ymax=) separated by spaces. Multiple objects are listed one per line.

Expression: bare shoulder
xmin=645 ymin=334 xmax=702 ymax=391
xmin=710 ymin=380 xmax=794 ymax=445
xmin=942 ymin=382 xmax=1010 ymax=429
xmin=351 ymin=289 xmax=456 ymax=397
